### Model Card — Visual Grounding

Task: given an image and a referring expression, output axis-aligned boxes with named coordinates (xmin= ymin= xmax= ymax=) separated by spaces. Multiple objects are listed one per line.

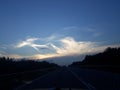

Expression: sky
xmin=0 ymin=0 xmax=120 ymax=65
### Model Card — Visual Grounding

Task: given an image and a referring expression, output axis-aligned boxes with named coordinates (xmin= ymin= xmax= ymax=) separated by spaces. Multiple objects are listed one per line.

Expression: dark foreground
xmin=14 ymin=67 xmax=120 ymax=90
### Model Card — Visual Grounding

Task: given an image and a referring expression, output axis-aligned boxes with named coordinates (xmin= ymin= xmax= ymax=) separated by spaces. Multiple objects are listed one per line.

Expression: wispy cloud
xmin=84 ymin=26 xmax=103 ymax=37
xmin=38 ymin=35 xmax=57 ymax=42
xmin=15 ymin=37 xmax=49 ymax=52
xmin=32 ymin=36 xmax=120 ymax=59
xmin=63 ymin=26 xmax=102 ymax=37
xmin=45 ymin=35 xmax=57 ymax=41
xmin=63 ymin=26 xmax=79 ymax=30
xmin=2 ymin=35 xmax=119 ymax=64
xmin=0 ymin=50 xmax=6 ymax=55
xmin=13 ymin=36 xmax=101 ymax=59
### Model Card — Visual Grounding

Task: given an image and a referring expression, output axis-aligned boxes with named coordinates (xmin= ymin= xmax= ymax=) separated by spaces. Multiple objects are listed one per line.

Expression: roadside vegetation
xmin=69 ymin=47 xmax=120 ymax=73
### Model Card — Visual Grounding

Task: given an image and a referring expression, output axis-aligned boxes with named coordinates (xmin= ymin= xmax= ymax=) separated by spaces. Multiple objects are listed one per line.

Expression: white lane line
xmin=67 ymin=68 xmax=96 ymax=90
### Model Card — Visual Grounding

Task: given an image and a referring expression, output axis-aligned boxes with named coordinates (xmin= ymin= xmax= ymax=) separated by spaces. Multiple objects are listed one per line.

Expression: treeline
xmin=70 ymin=47 xmax=120 ymax=73
xmin=0 ymin=57 xmax=59 ymax=75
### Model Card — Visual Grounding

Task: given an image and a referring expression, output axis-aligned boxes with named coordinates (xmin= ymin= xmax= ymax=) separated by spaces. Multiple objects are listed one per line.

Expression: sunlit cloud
xmin=15 ymin=37 xmax=49 ymax=52
xmin=13 ymin=36 xmax=102 ymax=59
xmin=2 ymin=35 xmax=119 ymax=64
xmin=30 ymin=41 xmax=120 ymax=61
xmin=50 ymin=37 xmax=100 ymax=56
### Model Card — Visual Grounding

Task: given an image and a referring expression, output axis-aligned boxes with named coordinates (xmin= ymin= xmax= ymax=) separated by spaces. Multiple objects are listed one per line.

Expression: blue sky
xmin=0 ymin=0 xmax=120 ymax=65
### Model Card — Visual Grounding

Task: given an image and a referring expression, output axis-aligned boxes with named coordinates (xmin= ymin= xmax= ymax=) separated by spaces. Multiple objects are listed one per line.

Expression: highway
xmin=15 ymin=67 xmax=120 ymax=90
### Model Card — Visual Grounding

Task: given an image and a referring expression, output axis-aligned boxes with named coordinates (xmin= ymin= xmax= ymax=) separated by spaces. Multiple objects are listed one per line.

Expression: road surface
xmin=15 ymin=67 xmax=120 ymax=90
xmin=70 ymin=67 xmax=120 ymax=90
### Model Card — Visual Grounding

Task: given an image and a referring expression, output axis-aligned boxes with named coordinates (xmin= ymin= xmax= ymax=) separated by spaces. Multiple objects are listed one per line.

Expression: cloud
xmin=15 ymin=37 xmax=49 ymax=52
xmin=50 ymin=37 xmax=100 ymax=56
xmin=45 ymin=35 xmax=57 ymax=41
xmin=38 ymin=35 xmax=57 ymax=42
xmin=13 ymin=36 xmax=100 ymax=59
xmin=63 ymin=26 xmax=79 ymax=30
xmin=1 ymin=35 xmax=120 ymax=65
xmin=30 ymin=37 xmax=100 ymax=60
xmin=14 ymin=36 xmax=120 ymax=59
xmin=8 ymin=35 xmax=119 ymax=65
xmin=84 ymin=27 xmax=103 ymax=37
xmin=63 ymin=26 xmax=102 ymax=37
xmin=0 ymin=51 xmax=6 ymax=56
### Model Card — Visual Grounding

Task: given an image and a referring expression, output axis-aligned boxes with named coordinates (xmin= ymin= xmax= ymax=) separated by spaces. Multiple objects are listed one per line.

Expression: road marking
xmin=67 ymin=68 xmax=96 ymax=90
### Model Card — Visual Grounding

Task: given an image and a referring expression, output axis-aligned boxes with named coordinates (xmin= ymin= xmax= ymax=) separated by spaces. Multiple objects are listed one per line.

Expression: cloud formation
xmin=13 ymin=36 xmax=99 ymax=59
xmin=15 ymin=38 xmax=49 ymax=52
xmin=50 ymin=37 xmax=97 ymax=55
xmin=8 ymin=36 xmax=119 ymax=63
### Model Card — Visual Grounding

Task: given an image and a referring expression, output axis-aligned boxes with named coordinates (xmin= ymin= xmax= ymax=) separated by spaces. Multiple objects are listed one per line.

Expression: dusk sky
xmin=0 ymin=0 xmax=120 ymax=65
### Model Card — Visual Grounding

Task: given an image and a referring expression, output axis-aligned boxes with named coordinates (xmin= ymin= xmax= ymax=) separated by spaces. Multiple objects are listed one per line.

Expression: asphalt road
xmin=70 ymin=67 xmax=120 ymax=90
xmin=15 ymin=67 xmax=120 ymax=90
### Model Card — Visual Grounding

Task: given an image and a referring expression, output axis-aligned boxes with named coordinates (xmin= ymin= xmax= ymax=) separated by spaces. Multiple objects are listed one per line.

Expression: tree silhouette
xmin=70 ymin=47 xmax=120 ymax=66
xmin=0 ymin=57 xmax=59 ymax=74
